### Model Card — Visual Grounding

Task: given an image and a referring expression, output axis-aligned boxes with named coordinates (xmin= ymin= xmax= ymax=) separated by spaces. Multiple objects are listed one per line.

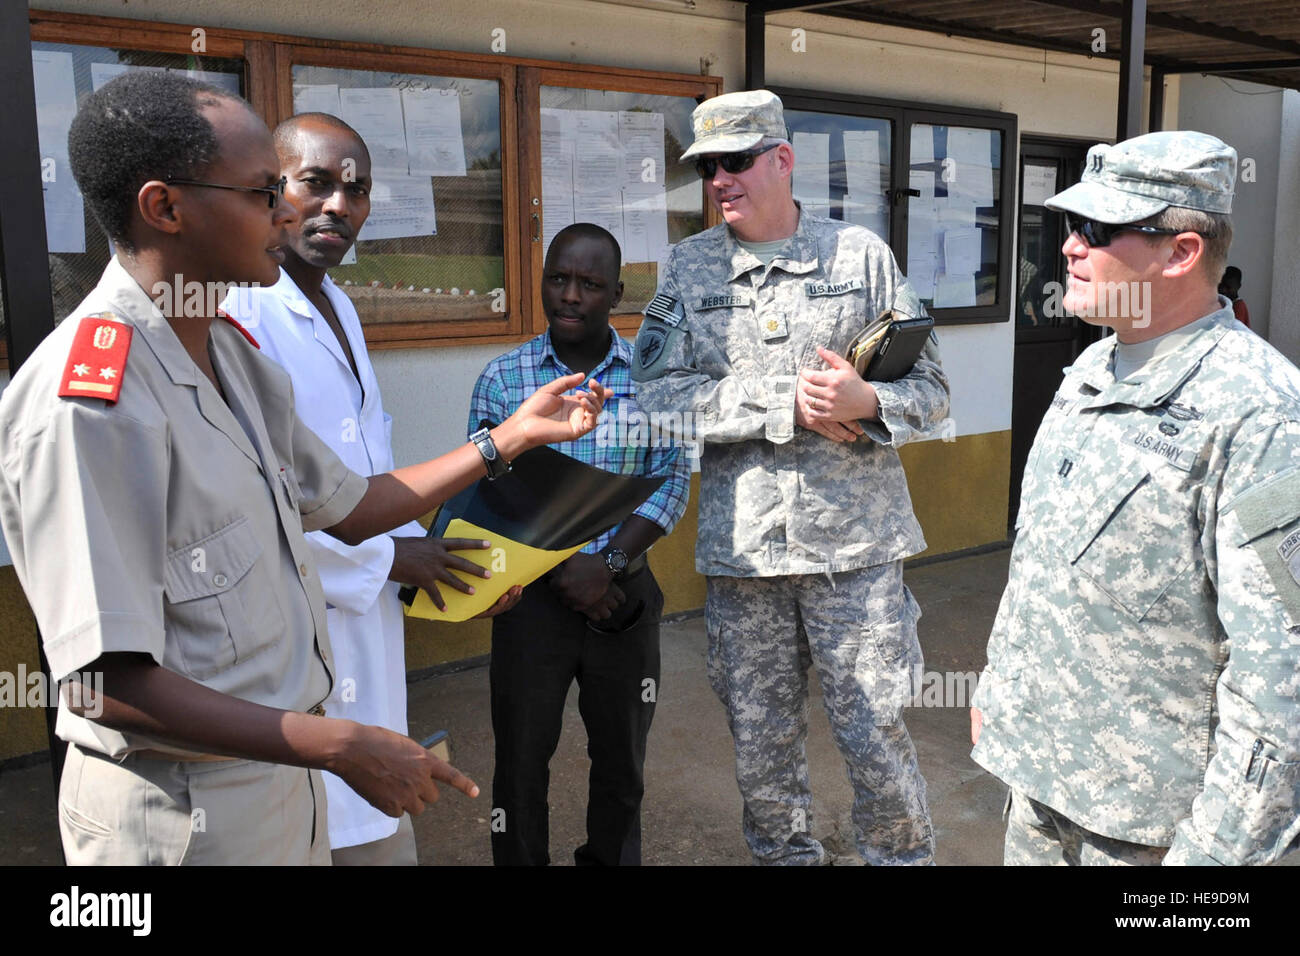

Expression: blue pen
xmin=583 ymin=372 xmax=632 ymax=401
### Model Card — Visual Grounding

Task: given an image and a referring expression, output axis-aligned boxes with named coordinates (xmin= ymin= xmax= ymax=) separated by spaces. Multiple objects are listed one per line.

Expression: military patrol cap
xmin=680 ymin=90 xmax=788 ymax=160
xmin=1045 ymin=130 xmax=1236 ymax=224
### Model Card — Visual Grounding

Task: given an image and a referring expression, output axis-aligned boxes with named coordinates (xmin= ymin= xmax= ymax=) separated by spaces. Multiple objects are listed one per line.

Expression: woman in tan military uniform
xmin=0 ymin=71 xmax=603 ymax=865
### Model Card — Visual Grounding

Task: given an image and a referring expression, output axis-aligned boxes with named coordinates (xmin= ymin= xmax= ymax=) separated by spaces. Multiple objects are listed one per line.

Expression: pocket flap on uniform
xmin=1228 ymin=468 xmax=1300 ymax=546
xmin=163 ymin=516 xmax=263 ymax=603
xmin=1069 ymin=460 xmax=1151 ymax=563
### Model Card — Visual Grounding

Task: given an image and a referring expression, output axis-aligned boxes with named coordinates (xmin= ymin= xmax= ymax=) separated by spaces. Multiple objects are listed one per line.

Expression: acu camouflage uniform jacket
xmin=631 ymin=210 xmax=950 ymax=577
xmin=973 ymin=303 xmax=1300 ymax=865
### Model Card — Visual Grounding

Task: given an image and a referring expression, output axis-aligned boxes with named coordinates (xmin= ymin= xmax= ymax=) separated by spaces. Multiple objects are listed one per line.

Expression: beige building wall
xmin=2 ymin=0 xmax=1172 ymax=759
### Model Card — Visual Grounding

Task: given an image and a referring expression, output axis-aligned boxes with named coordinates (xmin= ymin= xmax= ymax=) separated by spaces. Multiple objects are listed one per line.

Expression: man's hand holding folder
xmin=796 ymin=347 xmax=877 ymax=443
xmin=797 ymin=308 xmax=935 ymax=443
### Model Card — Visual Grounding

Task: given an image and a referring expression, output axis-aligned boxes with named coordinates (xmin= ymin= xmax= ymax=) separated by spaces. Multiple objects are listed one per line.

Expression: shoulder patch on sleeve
xmin=217 ymin=309 xmax=260 ymax=349
xmin=632 ymin=317 xmax=688 ymax=384
xmin=1229 ymin=468 xmax=1300 ymax=625
xmin=634 ymin=294 xmax=689 ymax=382
xmin=58 ymin=313 xmax=133 ymax=403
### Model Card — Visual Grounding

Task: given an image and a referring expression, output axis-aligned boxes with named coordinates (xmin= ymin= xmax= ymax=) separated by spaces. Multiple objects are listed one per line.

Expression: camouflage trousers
xmin=705 ymin=563 xmax=935 ymax=865
xmin=1004 ymin=790 xmax=1168 ymax=865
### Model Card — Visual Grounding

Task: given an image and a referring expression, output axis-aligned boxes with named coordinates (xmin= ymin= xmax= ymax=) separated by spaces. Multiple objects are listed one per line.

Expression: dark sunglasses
xmin=694 ymin=142 xmax=780 ymax=179
xmin=165 ymin=176 xmax=288 ymax=209
xmin=1065 ymin=213 xmax=1183 ymax=248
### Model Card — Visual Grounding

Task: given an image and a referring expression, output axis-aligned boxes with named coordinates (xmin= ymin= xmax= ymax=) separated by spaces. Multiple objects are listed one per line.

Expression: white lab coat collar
xmin=266 ymin=269 xmax=366 ymax=392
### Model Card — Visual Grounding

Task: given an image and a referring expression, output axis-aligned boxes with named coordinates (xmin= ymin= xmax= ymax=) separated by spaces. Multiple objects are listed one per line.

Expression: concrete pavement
xmin=0 ymin=547 xmax=1012 ymax=866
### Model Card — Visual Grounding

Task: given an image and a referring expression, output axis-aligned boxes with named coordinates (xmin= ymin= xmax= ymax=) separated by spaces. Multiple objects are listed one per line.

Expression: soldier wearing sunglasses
xmin=632 ymin=90 xmax=950 ymax=866
xmin=972 ymin=131 xmax=1300 ymax=866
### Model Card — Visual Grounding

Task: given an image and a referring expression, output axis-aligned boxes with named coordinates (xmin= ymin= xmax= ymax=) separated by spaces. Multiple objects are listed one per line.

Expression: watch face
xmin=606 ymin=549 xmax=629 ymax=572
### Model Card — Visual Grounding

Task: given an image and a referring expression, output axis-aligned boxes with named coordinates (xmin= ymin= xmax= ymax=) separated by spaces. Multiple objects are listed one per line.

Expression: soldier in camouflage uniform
xmin=972 ymin=131 xmax=1300 ymax=866
xmin=632 ymin=91 xmax=950 ymax=865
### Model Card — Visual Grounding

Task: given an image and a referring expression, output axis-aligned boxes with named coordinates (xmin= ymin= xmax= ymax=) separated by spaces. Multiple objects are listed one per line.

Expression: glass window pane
xmin=538 ymin=86 xmax=705 ymax=315
xmin=31 ymin=43 xmax=245 ymax=324
xmin=906 ymin=122 xmax=1002 ymax=310
xmin=292 ymin=65 xmax=504 ymax=327
xmin=1018 ymin=161 xmax=1068 ymax=328
xmin=784 ymin=109 xmax=892 ymax=241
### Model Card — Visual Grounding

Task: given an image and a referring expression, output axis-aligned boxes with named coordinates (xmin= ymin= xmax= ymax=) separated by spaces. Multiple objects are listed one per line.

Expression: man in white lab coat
xmin=224 ymin=113 xmax=517 ymax=864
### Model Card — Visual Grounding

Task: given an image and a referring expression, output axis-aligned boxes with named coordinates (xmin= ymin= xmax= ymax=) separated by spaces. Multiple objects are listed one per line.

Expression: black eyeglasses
xmin=165 ymin=176 xmax=288 ymax=209
xmin=694 ymin=143 xmax=780 ymax=179
xmin=1065 ymin=213 xmax=1184 ymax=248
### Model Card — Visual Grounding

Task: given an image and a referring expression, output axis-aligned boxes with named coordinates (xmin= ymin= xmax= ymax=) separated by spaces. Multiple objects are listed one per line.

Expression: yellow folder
xmin=403 ymin=517 xmax=589 ymax=623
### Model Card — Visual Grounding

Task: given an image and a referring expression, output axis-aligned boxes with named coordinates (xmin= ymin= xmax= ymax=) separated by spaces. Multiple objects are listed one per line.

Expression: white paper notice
xmin=573 ymin=192 xmax=625 ymax=253
xmin=792 ymin=132 xmax=831 ymax=205
xmin=947 ymin=127 xmax=992 ymax=168
xmin=943 ymin=228 xmax=981 ymax=275
xmin=622 ymin=185 xmax=669 ymax=264
xmin=909 ymin=169 xmax=935 ymax=202
xmin=907 ymin=254 xmax=938 ymax=299
xmin=937 ymin=198 xmax=978 ymax=230
xmin=42 ymin=171 xmax=85 ymax=256
xmin=360 ymin=175 xmax=437 ymax=241
xmin=934 ymin=273 xmax=977 ymax=308
xmin=293 ymin=84 xmax=342 ymax=116
xmin=842 ymin=129 xmax=883 ymax=198
xmin=950 ymin=162 xmax=995 ymax=205
xmin=33 ymin=50 xmax=85 ymax=254
xmin=842 ymin=193 xmax=888 ymax=239
xmin=403 ymin=89 xmax=467 ymax=177
xmin=574 ymin=110 xmax=622 ymax=194
xmin=339 ymin=88 xmax=408 ymax=173
xmin=908 ymin=200 xmax=939 ymax=258
xmin=619 ymin=111 xmax=665 ymax=187
xmin=90 ymin=62 xmax=239 ymax=94
xmin=541 ymin=109 xmax=576 ymax=256
xmin=911 ymin=126 xmax=935 ymax=165
xmin=1023 ymin=163 xmax=1057 ymax=207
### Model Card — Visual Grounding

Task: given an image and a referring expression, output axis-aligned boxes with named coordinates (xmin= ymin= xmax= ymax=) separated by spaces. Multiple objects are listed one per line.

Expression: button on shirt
xmin=468 ymin=331 xmax=690 ymax=551
xmin=0 ymin=257 xmax=368 ymax=759
xmin=632 ymin=210 xmax=950 ymax=576
xmin=223 ymin=269 xmax=423 ymax=849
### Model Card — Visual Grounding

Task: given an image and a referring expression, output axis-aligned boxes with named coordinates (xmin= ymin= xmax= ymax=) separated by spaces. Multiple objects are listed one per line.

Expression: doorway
xmin=1009 ymin=138 xmax=1098 ymax=530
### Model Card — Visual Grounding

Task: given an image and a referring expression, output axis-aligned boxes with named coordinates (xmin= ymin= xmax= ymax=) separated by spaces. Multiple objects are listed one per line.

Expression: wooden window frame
xmin=276 ymin=47 xmax=520 ymax=347
xmin=27 ymin=8 xmax=721 ymax=353
xmin=520 ymin=67 xmax=723 ymax=341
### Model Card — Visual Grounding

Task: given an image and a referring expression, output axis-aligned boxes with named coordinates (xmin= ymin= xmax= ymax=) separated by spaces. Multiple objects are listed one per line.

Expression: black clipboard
xmin=397 ymin=429 xmax=665 ymax=607
xmin=862 ymin=315 xmax=934 ymax=382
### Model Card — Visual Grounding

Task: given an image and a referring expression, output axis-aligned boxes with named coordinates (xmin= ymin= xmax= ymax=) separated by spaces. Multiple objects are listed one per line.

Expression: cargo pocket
xmin=1226 ymin=468 xmax=1300 ymax=628
xmin=164 ymin=517 xmax=286 ymax=680
xmin=1209 ymin=736 xmax=1300 ymax=863
xmin=1069 ymin=459 xmax=1192 ymax=620
xmin=861 ymin=587 xmax=923 ymax=725
xmin=705 ymin=616 xmax=731 ymax=710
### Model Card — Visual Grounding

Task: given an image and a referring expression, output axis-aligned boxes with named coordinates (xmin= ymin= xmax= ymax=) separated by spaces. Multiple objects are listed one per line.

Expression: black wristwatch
xmin=601 ymin=546 xmax=630 ymax=579
xmin=470 ymin=427 xmax=510 ymax=480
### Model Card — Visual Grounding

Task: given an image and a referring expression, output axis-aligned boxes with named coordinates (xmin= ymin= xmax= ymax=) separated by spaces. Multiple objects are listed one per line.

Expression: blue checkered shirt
xmin=469 ymin=330 xmax=691 ymax=553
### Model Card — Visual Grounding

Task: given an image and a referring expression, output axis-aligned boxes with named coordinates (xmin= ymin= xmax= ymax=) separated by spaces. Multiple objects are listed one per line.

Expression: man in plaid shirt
xmin=469 ymin=223 xmax=690 ymax=866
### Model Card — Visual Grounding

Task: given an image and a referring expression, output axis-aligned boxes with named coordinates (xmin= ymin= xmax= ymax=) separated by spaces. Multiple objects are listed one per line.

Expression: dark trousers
xmin=489 ymin=567 xmax=662 ymax=866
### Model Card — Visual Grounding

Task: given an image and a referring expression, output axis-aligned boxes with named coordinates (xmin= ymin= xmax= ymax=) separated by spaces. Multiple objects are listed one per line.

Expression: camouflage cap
xmin=1045 ymin=130 xmax=1236 ymax=224
xmin=680 ymin=89 xmax=788 ymax=160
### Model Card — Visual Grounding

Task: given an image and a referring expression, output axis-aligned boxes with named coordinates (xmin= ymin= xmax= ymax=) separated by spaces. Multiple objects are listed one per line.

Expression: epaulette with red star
xmin=58 ymin=312 xmax=133 ymax=404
